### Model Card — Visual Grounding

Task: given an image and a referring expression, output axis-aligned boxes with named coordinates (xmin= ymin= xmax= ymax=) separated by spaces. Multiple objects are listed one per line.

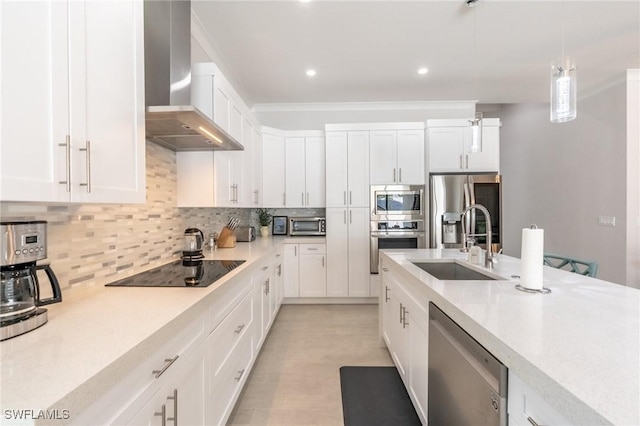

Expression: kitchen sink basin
xmin=411 ymin=261 xmax=496 ymax=280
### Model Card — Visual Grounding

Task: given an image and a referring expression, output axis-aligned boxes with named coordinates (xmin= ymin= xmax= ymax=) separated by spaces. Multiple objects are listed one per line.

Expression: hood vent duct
xmin=144 ymin=0 xmax=244 ymax=151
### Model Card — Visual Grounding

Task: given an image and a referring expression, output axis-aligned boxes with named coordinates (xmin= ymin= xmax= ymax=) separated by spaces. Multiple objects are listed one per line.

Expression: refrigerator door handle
xmin=463 ymin=182 xmax=472 ymax=235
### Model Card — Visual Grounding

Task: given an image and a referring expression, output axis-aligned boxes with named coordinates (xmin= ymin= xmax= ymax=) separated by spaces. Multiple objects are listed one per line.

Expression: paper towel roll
xmin=521 ymin=227 xmax=544 ymax=290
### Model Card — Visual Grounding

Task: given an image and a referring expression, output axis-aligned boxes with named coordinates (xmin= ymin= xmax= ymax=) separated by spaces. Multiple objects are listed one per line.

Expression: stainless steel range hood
xmin=144 ymin=0 xmax=243 ymax=151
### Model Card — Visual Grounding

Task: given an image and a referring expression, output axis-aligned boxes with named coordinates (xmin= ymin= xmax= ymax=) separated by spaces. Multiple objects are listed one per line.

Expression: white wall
xmin=627 ymin=70 xmax=640 ymax=288
xmin=499 ymin=81 xmax=629 ymax=285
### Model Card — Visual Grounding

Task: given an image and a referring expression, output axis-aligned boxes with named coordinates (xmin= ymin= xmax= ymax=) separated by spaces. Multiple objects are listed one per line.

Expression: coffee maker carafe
xmin=1 ymin=221 xmax=62 ymax=341
xmin=183 ymin=228 xmax=204 ymax=259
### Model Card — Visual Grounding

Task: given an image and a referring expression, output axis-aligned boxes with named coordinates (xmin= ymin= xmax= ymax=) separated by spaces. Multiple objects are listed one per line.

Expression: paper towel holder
xmin=515 ymin=284 xmax=551 ymax=294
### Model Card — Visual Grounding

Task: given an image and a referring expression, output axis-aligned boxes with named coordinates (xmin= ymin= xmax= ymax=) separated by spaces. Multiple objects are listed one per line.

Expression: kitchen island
xmin=0 ymin=237 xmax=290 ymax=425
xmin=379 ymin=248 xmax=640 ymax=426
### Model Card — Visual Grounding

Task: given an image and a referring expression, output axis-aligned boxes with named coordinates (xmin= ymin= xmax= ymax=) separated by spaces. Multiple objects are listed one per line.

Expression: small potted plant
xmin=256 ymin=208 xmax=272 ymax=237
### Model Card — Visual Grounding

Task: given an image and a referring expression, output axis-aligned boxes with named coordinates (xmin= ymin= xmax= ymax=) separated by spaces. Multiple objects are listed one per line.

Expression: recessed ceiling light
xmin=306 ymin=69 xmax=317 ymax=77
xmin=417 ymin=67 xmax=429 ymax=75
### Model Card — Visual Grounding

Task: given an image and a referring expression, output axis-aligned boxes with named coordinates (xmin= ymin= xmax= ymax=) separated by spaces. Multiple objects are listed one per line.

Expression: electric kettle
xmin=183 ymin=228 xmax=204 ymax=259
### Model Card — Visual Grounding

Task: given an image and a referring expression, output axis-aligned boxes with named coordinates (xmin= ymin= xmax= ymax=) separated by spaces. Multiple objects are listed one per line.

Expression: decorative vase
xmin=260 ymin=226 xmax=269 ymax=237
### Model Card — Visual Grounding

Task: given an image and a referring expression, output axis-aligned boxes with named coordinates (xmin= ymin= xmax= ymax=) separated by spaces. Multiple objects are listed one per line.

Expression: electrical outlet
xmin=597 ymin=216 xmax=616 ymax=227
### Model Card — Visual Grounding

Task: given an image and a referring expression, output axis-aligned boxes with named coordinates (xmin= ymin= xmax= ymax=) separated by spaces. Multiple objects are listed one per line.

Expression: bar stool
xmin=543 ymin=253 xmax=598 ymax=277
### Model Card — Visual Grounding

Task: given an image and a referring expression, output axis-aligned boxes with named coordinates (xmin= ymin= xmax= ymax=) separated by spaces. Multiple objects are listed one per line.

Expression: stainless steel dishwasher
xmin=428 ymin=303 xmax=507 ymax=426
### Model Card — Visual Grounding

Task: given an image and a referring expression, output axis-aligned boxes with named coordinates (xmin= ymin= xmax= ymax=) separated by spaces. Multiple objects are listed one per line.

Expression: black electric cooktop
xmin=105 ymin=259 xmax=246 ymax=288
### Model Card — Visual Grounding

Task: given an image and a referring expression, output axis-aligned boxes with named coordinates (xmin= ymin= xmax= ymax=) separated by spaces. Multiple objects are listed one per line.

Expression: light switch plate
xmin=598 ymin=216 xmax=616 ymax=227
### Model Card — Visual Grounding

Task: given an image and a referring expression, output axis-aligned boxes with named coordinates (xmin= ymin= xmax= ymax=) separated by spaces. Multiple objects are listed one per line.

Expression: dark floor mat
xmin=339 ymin=366 xmax=422 ymax=426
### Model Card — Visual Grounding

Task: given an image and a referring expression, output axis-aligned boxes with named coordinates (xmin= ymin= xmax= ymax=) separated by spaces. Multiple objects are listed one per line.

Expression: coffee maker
xmin=1 ymin=221 xmax=62 ymax=341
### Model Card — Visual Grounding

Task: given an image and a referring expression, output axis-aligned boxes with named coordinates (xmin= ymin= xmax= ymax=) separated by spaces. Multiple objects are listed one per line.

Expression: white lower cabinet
xmin=83 ymin=251 xmax=283 ymax=426
xmin=284 ymin=243 xmax=327 ymax=298
xmin=207 ymin=290 xmax=254 ymax=426
xmin=380 ymin=264 xmax=428 ymax=424
xmin=508 ymin=372 xmax=572 ymax=426
xmin=128 ymin=342 xmax=206 ymax=426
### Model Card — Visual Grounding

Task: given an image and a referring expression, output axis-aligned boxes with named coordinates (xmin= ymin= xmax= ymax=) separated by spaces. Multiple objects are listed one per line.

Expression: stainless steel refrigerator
xmin=429 ymin=173 xmax=502 ymax=252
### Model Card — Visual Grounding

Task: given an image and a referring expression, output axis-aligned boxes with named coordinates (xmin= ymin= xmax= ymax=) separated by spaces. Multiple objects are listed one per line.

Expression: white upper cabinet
xmin=370 ymin=128 xmax=425 ymax=184
xmin=1 ymin=0 xmax=145 ymax=203
xmin=250 ymin=126 xmax=263 ymax=206
xmin=182 ymin=63 xmax=260 ymax=207
xmin=284 ymin=132 xmax=325 ymax=208
xmin=427 ymin=119 xmax=500 ymax=173
xmin=261 ymin=129 xmax=286 ymax=208
xmin=325 ymin=131 xmax=370 ymax=208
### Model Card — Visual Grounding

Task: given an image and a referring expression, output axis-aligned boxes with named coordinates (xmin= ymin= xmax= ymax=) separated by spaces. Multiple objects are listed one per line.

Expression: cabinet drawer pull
xmin=381 ymin=267 xmax=389 ymax=272
xmin=79 ymin=140 xmax=91 ymax=193
xmin=306 ymin=247 xmax=318 ymax=251
xmin=166 ymin=389 xmax=177 ymax=425
xmin=58 ymin=135 xmax=71 ymax=192
xmin=234 ymin=368 xmax=246 ymax=381
xmin=262 ymin=266 xmax=269 ymax=271
xmin=152 ymin=355 xmax=179 ymax=378
xmin=527 ymin=417 xmax=541 ymax=426
xmin=234 ymin=324 xmax=245 ymax=334
xmin=154 ymin=404 xmax=166 ymax=426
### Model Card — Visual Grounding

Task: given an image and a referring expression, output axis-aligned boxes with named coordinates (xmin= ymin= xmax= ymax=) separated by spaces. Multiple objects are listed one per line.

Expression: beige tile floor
xmin=227 ymin=304 xmax=394 ymax=425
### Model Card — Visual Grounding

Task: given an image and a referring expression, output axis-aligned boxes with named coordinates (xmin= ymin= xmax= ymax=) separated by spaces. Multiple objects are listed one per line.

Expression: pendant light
xmin=468 ymin=0 xmax=482 ymax=151
xmin=550 ymin=2 xmax=576 ymax=123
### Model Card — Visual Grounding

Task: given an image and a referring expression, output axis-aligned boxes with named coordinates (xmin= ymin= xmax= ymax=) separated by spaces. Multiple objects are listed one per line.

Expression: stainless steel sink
xmin=411 ymin=261 xmax=496 ymax=280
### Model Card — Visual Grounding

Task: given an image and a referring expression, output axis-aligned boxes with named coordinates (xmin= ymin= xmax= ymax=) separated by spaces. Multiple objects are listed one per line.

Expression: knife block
xmin=217 ymin=227 xmax=236 ymax=248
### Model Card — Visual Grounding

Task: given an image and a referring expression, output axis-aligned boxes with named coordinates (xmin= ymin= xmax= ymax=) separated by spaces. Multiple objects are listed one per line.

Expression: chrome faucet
xmin=461 ymin=204 xmax=496 ymax=268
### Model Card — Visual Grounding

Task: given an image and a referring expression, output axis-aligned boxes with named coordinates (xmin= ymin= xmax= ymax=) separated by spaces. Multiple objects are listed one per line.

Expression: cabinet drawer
xmin=209 ymin=275 xmax=253 ymax=333
xmin=210 ymin=290 xmax=253 ymax=376
xmin=209 ymin=329 xmax=253 ymax=425
xmin=508 ymin=372 xmax=572 ymax=426
xmin=299 ymin=244 xmax=326 ymax=254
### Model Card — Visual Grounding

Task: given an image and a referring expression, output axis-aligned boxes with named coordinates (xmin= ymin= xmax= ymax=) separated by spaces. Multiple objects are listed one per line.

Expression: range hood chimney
xmin=144 ymin=0 xmax=244 ymax=151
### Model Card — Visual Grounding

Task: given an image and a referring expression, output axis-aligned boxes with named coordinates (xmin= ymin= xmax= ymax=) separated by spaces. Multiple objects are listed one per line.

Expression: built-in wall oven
xmin=370 ymin=185 xmax=426 ymax=273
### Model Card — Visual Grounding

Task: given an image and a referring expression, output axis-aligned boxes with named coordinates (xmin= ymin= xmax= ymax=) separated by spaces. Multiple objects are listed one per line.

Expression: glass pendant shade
xmin=469 ymin=114 xmax=482 ymax=153
xmin=550 ymin=57 xmax=577 ymax=123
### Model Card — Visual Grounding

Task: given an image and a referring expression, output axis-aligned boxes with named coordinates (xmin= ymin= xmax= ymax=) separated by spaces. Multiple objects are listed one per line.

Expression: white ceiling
xmin=191 ymin=0 xmax=640 ymax=107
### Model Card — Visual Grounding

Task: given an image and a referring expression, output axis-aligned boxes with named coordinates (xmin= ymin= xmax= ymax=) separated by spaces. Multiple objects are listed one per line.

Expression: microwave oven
xmin=370 ymin=185 xmax=425 ymax=220
xmin=289 ymin=217 xmax=326 ymax=236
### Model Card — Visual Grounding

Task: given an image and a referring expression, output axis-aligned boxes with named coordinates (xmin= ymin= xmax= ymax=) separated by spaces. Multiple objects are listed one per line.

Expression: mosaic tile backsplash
xmin=0 ymin=143 xmax=257 ymax=290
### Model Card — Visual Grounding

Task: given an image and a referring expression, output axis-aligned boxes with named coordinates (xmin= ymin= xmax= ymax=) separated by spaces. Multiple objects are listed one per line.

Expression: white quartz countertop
xmin=381 ymin=248 xmax=640 ymax=426
xmin=0 ymin=237 xmax=285 ymax=425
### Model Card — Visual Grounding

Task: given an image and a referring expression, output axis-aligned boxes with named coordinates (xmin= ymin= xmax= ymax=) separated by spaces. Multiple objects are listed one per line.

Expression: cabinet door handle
xmin=79 ymin=140 xmax=91 ymax=193
xmin=322 ymin=256 xmax=325 ymax=268
xmin=154 ymin=404 xmax=167 ymax=426
xmin=343 ymin=191 xmax=347 ymax=206
xmin=344 ymin=210 xmax=347 ymax=224
xmin=465 ymin=154 xmax=469 ymax=169
xmin=399 ymin=168 xmax=402 ymax=182
xmin=393 ymin=168 xmax=397 ymax=182
xmin=301 ymin=192 xmax=304 ymax=205
xmin=349 ymin=210 xmax=352 ymax=224
xmin=349 ymin=191 xmax=352 ymax=205
xmin=166 ymin=389 xmax=177 ymax=426
xmin=306 ymin=192 xmax=309 ymax=206
xmin=399 ymin=303 xmax=404 ymax=324
xmin=283 ymin=193 xmax=286 ymax=206
xmin=58 ymin=135 xmax=71 ymax=192
xmin=234 ymin=324 xmax=245 ymax=334
xmin=385 ymin=286 xmax=390 ymax=302
xmin=460 ymin=155 xmax=464 ymax=169
xmin=234 ymin=368 xmax=246 ymax=381
xmin=277 ymin=264 xmax=282 ymax=276
xmin=152 ymin=355 xmax=179 ymax=378
xmin=403 ymin=309 xmax=409 ymax=328
xmin=294 ymin=246 xmax=297 ymax=256
xmin=264 ymin=279 xmax=269 ymax=295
